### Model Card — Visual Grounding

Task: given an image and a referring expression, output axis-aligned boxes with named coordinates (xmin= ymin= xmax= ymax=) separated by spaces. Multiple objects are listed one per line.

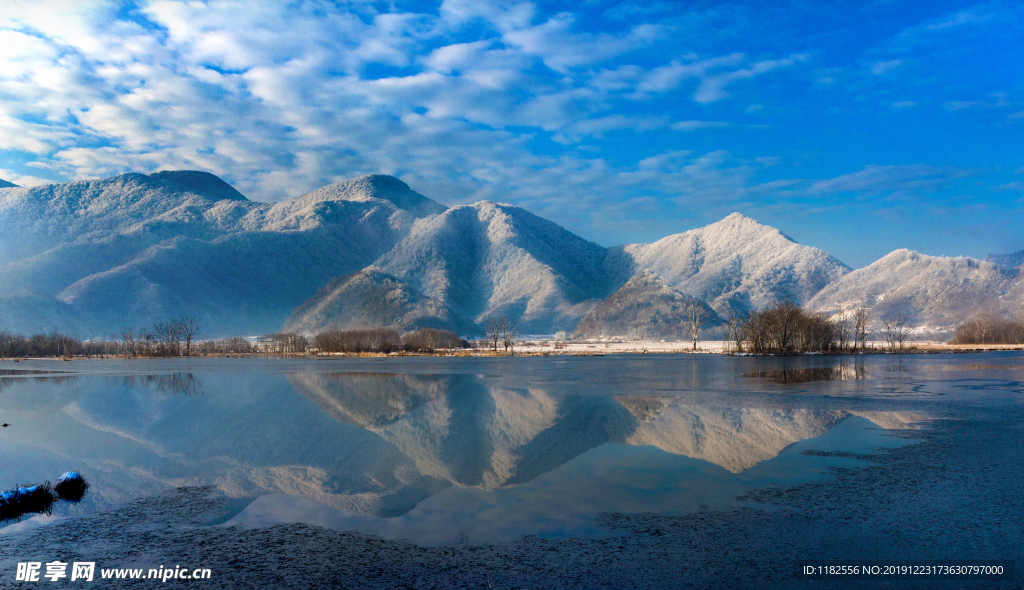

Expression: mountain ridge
xmin=807 ymin=249 xmax=1021 ymax=331
xmin=0 ymin=170 xmax=1019 ymax=337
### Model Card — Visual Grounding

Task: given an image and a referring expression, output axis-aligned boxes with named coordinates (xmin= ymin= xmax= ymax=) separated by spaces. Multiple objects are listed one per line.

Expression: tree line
xmin=721 ymin=300 xmax=915 ymax=354
xmin=117 ymin=317 xmax=203 ymax=357
xmin=0 ymin=321 xmax=469 ymax=358
xmin=951 ymin=310 xmax=1024 ymax=344
xmin=313 ymin=327 xmax=468 ymax=353
xmin=0 ymin=331 xmax=88 ymax=358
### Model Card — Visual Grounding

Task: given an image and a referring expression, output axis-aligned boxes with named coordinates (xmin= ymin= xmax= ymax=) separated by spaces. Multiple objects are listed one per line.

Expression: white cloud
xmin=693 ymin=56 xmax=801 ymax=104
xmin=0 ymin=0 xmax=813 ymax=219
xmin=944 ymin=100 xmax=983 ymax=111
xmin=0 ymin=168 xmax=53 ymax=187
xmin=809 ymin=164 xmax=973 ymax=194
xmin=670 ymin=120 xmax=730 ymax=131
xmin=634 ymin=54 xmax=745 ymax=95
xmin=871 ymin=59 xmax=903 ymax=75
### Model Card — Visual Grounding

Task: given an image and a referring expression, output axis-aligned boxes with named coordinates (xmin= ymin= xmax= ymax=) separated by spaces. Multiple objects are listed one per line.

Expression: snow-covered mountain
xmin=371 ymin=201 xmax=614 ymax=333
xmin=285 ymin=200 xmax=613 ymax=335
xmin=0 ymin=179 xmax=17 ymax=189
xmin=606 ymin=213 xmax=851 ymax=316
xmin=0 ymin=170 xmax=1016 ymax=337
xmin=573 ymin=269 xmax=720 ymax=339
xmin=0 ymin=172 xmax=440 ymax=335
xmin=283 ymin=267 xmax=463 ymax=334
xmin=807 ymin=249 xmax=1022 ymax=331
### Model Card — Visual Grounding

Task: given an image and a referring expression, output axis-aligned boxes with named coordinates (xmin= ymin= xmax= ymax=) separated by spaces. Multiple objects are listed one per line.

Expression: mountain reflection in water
xmin=0 ymin=365 xmax=926 ymax=543
xmin=286 ymin=372 xmax=922 ymax=512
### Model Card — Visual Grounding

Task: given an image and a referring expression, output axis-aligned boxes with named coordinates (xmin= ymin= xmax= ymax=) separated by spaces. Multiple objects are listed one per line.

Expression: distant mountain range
xmin=0 ymin=171 xmax=1020 ymax=337
xmin=985 ymin=249 xmax=1024 ymax=269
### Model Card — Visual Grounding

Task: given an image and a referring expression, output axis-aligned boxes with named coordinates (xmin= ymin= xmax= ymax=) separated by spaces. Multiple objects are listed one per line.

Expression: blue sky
xmin=0 ymin=0 xmax=1021 ymax=267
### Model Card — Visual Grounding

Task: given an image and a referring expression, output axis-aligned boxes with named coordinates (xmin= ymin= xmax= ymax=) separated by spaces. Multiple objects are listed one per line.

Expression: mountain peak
xmin=709 ymin=212 xmax=797 ymax=242
xmin=875 ymin=248 xmax=923 ymax=264
xmin=350 ymin=173 xmax=410 ymax=189
xmin=148 ymin=170 xmax=247 ymax=201
xmin=0 ymin=179 xmax=19 ymax=189
xmin=807 ymin=246 xmax=1015 ymax=330
xmin=296 ymin=174 xmax=447 ymax=217
xmin=722 ymin=212 xmax=757 ymax=223
xmin=613 ymin=213 xmax=851 ymax=315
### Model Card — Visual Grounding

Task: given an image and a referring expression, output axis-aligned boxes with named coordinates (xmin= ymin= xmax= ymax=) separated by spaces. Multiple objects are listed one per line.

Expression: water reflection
xmin=0 ymin=366 xmax=928 ymax=542
xmin=115 ymin=373 xmax=203 ymax=396
xmin=288 ymin=372 xmax=924 ymax=497
xmin=746 ymin=365 xmax=880 ymax=383
xmin=745 ymin=363 xmax=1024 ymax=385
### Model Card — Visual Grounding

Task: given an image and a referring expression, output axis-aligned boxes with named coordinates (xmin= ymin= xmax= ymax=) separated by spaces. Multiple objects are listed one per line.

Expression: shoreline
xmin=3 ymin=340 xmax=1024 ymax=362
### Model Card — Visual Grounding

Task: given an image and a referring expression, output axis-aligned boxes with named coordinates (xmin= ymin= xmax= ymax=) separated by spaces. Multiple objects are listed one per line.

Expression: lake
xmin=0 ymin=354 xmax=1021 ymax=587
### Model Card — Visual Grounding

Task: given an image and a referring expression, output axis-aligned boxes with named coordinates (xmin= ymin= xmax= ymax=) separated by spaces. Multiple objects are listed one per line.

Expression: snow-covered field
xmin=516 ymin=339 xmax=730 ymax=354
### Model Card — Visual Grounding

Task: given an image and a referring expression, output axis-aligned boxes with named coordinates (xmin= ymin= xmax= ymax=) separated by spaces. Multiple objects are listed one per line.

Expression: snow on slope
xmin=573 ymin=269 xmax=719 ymax=339
xmin=5 ymin=169 xmax=1010 ymax=337
xmin=0 ymin=172 xmax=447 ymax=336
xmin=55 ymin=203 xmax=420 ymax=336
xmin=370 ymin=201 xmax=613 ymax=333
xmin=283 ymin=267 xmax=464 ymax=334
xmin=270 ymin=174 xmax=446 ymax=219
xmin=148 ymin=170 xmax=248 ymax=201
xmin=806 ymin=249 xmax=1021 ymax=330
xmin=606 ymin=213 xmax=851 ymax=315
xmin=0 ymin=172 xmax=263 ymax=263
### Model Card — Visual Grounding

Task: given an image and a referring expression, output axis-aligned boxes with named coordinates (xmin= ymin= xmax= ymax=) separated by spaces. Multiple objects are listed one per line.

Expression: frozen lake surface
xmin=0 ymin=354 xmax=1020 ymax=587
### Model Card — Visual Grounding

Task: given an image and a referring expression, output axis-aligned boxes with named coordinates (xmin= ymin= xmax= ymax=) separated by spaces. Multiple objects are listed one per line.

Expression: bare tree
xmin=153 ymin=321 xmax=184 ymax=356
xmin=765 ymin=298 xmax=803 ymax=353
xmin=973 ymin=312 xmax=995 ymax=344
xmin=0 ymin=330 xmax=14 ymax=358
xmin=745 ymin=311 xmax=770 ymax=352
xmin=882 ymin=311 xmax=915 ymax=351
xmin=180 ymin=317 xmax=202 ymax=356
xmin=853 ymin=307 xmax=871 ymax=351
xmin=500 ymin=316 xmax=521 ymax=355
xmin=120 ymin=327 xmax=136 ymax=357
xmin=153 ymin=322 xmax=171 ymax=356
xmin=900 ymin=316 xmax=915 ymax=350
xmin=833 ymin=305 xmax=852 ymax=352
xmin=681 ymin=295 xmax=712 ymax=351
xmin=171 ymin=319 xmax=184 ymax=356
xmin=137 ymin=327 xmax=155 ymax=356
xmin=725 ymin=310 xmax=745 ymax=353
xmin=486 ymin=317 xmax=502 ymax=351
xmin=1017 ymin=300 xmax=1024 ymax=342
